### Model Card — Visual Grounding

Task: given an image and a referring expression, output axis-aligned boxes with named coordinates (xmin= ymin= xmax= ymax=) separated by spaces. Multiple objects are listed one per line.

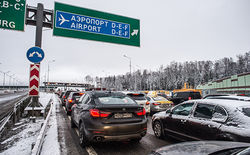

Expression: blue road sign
xmin=55 ymin=11 xmax=130 ymax=39
xmin=26 ymin=47 xmax=45 ymax=63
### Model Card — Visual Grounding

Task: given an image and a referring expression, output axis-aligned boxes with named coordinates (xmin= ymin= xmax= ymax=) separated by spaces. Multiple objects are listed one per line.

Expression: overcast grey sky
xmin=1 ymin=0 xmax=250 ymax=85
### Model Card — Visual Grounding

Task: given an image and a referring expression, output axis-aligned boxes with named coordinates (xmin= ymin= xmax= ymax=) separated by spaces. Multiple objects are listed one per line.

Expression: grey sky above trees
xmin=1 ymin=0 xmax=250 ymax=85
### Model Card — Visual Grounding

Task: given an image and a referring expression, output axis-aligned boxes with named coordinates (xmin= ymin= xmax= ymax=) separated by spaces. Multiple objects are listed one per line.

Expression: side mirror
xmin=166 ymin=109 xmax=172 ymax=116
xmin=212 ymin=113 xmax=227 ymax=123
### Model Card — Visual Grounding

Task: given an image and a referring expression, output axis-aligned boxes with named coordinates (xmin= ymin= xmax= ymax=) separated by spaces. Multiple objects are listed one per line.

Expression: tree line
xmin=85 ymin=52 xmax=250 ymax=91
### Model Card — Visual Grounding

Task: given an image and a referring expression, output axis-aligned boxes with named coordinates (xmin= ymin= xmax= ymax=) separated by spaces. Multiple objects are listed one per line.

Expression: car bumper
xmin=85 ymin=119 xmax=147 ymax=142
xmin=151 ymin=106 xmax=170 ymax=112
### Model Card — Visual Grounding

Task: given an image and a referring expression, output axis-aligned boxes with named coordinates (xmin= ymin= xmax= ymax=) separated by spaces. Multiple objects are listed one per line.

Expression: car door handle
xmin=181 ymin=119 xmax=187 ymax=123
xmin=208 ymin=124 xmax=216 ymax=129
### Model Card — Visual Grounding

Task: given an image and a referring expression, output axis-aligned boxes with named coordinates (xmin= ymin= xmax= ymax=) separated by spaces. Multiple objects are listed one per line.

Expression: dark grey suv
xmin=71 ymin=91 xmax=147 ymax=147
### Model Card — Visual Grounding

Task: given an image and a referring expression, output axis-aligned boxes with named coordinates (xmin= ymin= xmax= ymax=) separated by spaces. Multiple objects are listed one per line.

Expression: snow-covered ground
xmin=40 ymin=94 xmax=60 ymax=155
xmin=0 ymin=93 xmax=59 ymax=155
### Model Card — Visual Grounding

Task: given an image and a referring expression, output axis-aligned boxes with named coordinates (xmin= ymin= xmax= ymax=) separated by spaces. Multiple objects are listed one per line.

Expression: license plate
xmin=114 ymin=113 xmax=132 ymax=118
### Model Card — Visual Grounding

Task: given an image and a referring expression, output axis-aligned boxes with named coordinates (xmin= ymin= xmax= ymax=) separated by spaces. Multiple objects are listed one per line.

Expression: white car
xmin=124 ymin=92 xmax=150 ymax=115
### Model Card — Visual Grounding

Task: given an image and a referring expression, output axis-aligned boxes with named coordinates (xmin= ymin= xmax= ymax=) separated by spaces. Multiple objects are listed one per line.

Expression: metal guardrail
xmin=31 ymin=99 xmax=53 ymax=155
xmin=0 ymin=94 xmax=30 ymax=134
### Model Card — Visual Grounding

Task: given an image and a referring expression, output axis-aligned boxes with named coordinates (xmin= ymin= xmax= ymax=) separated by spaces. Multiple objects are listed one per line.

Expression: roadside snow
xmin=0 ymin=92 xmax=58 ymax=155
xmin=40 ymin=94 xmax=60 ymax=155
xmin=39 ymin=92 xmax=53 ymax=108
xmin=0 ymin=118 xmax=44 ymax=155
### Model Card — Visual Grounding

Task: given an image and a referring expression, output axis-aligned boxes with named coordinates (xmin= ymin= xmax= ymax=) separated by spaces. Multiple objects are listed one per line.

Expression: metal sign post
xmin=25 ymin=3 xmax=53 ymax=122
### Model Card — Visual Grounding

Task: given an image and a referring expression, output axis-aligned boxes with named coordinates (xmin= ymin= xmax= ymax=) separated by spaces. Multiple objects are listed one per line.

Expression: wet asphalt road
xmin=55 ymin=96 xmax=177 ymax=155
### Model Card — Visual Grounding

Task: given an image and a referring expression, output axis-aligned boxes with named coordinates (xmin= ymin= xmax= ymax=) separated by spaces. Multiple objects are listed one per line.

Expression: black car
xmin=152 ymin=99 xmax=250 ymax=143
xmin=61 ymin=90 xmax=76 ymax=106
xmin=170 ymin=91 xmax=201 ymax=105
xmin=149 ymin=141 xmax=250 ymax=155
xmin=71 ymin=91 xmax=147 ymax=147
xmin=65 ymin=92 xmax=84 ymax=115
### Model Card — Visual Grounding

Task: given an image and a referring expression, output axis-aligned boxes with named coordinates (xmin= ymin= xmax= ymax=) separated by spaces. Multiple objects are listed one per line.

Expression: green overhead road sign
xmin=0 ymin=0 xmax=26 ymax=31
xmin=53 ymin=2 xmax=140 ymax=47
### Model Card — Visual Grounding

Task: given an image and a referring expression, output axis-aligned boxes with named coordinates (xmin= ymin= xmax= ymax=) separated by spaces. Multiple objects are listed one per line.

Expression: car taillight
xmin=153 ymin=102 xmax=161 ymax=106
xmin=89 ymin=109 xmax=111 ymax=118
xmin=68 ymin=99 xmax=73 ymax=103
xmin=63 ymin=96 xmax=66 ymax=99
xmin=188 ymin=97 xmax=192 ymax=100
xmin=146 ymin=101 xmax=150 ymax=105
xmin=136 ymin=108 xmax=146 ymax=116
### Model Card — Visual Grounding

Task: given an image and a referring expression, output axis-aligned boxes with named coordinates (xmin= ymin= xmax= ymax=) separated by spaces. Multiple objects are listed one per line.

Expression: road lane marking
xmin=63 ymin=104 xmax=98 ymax=155
xmin=75 ymin=128 xmax=80 ymax=136
xmin=86 ymin=146 xmax=98 ymax=155
xmin=74 ymin=129 xmax=97 ymax=155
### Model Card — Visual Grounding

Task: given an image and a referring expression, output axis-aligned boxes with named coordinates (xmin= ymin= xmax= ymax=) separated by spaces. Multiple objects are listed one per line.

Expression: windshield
xmin=98 ymin=96 xmax=136 ymax=104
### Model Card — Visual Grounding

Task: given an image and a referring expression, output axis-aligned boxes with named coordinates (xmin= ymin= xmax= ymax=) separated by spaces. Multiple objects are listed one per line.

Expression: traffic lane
xmin=56 ymin=97 xmax=89 ymax=155
xmin=59 ymin=101 xmax=177 ymax=155
xmin=90 ymin=117 xmax=175 ymax=155
xmin=0 ymin=92 xmax=27 ymax=120
xmin=0 ymin=91 xmax=27 ymax=104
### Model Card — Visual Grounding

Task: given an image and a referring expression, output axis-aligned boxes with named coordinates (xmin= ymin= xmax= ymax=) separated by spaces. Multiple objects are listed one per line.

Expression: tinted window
xmin=194 ymin=103 xmax=215 ymax=119
xmin=173 ymin=92 xmax=190 ymax=98
xmin=127 ymin=94 xmax=146 ymax=100
xmin=242 ymin=108 xmax=250 ymax=117
xmin=80 ymin=95 xmax=90 ymax=104
xmin=214 ymin=106 xmax=227 ymax=116
xmin=172 ymin=102 xmax=194 ymax=116
xmin=98 ymin=96 xmax=136 ymax=104
xmin=191 ymin=92 xmax=202 ymax=99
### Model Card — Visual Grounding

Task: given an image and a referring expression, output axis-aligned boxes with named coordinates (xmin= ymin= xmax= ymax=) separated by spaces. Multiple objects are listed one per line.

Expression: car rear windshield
xmin=98 ymin=96 xmax=136 ymax=104
xmin=153 ymin=96 xmax=168 ymax=101
xmin=173 ymin=92 xmax=201 ymax=99
xmin=127 ymin=94 xmax=146 ymax=100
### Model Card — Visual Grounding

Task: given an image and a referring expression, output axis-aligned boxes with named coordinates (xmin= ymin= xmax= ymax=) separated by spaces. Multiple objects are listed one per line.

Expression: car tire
xmin=66 ymin=110 xmax=71 ymax=115
xmin=131 ymin=137 xmax=142 ymax=143
xmin=153 ymin=121 xmax=164 ymax=139
xmin=79 ymin=122 xmax=90 ymax=147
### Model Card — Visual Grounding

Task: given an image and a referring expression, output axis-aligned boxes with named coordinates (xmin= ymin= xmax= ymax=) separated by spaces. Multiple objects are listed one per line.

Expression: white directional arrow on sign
xmin=36 ymin=52 xmax=42 ymax=58
xmin=29 ymin=52 xmax=36 ymax=57
xmin=131 ymin=29 xmax=139 ymax=36
xmin=29 ymin=51 xmax=42 ymax=58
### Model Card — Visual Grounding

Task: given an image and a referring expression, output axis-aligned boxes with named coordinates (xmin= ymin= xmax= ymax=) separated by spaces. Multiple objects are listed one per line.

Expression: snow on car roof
xmin=186 ymin=99 xmax=250 ymax=110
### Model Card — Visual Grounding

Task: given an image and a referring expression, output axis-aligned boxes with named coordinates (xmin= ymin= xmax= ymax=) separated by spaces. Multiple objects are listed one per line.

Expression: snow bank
xmin=39 ymin=92 xmax=53 ymax=108
xmin=40 ymin=94 xmax=60 ymax=155
xmin=0 ymin=118 xmax=44 ymax=155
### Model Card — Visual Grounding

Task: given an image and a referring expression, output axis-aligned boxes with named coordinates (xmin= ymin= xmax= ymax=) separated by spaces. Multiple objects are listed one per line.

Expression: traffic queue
xmin=57 ymin=89 xmax=250 ymax=154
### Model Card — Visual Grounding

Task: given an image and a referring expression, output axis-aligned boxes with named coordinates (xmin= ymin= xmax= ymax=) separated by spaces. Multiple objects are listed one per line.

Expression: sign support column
xmin=31 ymin=3 xmax=43 ymax=122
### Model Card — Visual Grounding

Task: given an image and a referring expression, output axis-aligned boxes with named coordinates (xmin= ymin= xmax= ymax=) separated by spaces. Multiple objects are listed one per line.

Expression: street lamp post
xmin=2 ymin=71 xmax=10 ymax=86
xmin=47 ymin=60 xmax=55 ymax=91
xmin=9 ymin=74 xmax=15 ymax=90
xmin=123 ymin=55 xmax=132 ymax=90
xmin=123 ymin=55 xmax=131 ymax=76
